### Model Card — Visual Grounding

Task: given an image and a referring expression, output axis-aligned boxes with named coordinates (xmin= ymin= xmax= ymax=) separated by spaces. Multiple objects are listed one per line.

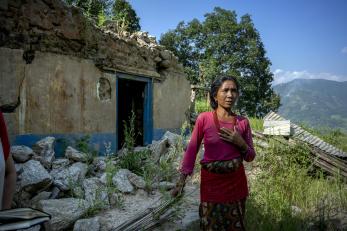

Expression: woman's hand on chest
xmin=218 ymin=126 xmax=247 ymax=151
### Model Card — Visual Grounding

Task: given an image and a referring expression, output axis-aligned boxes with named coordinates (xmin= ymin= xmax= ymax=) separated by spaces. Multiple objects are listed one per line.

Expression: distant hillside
xmin=273 ymin=79 xmax=347 ymax=133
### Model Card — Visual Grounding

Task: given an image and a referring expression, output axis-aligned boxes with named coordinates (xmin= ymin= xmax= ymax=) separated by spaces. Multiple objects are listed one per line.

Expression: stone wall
xmin=0 ymin=0 xmax=191 ymax=151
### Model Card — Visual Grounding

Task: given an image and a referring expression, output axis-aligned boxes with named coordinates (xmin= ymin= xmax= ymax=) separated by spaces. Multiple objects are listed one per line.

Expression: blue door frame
xmin=115 ymin=72 xmax=153 ymax=150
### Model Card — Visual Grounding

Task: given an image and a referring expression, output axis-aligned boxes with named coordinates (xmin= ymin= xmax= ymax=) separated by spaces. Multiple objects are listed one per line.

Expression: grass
xmin=195 ymin=99 xmax=210 ymax=113
xmin=246 ymin=136 xmax=347 ymax=231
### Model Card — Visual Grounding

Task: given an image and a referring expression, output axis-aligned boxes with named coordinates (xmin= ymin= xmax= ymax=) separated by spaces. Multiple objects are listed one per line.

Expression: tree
xmin=160 ymin=7 xmax=280 ymax=117
xmin=112 ymin=0 xmax=141 ymax=33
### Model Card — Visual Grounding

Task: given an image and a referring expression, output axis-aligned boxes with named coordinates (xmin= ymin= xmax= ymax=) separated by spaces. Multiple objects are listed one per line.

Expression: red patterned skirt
xmin=199 ymin=164 xmax=248 ymax=230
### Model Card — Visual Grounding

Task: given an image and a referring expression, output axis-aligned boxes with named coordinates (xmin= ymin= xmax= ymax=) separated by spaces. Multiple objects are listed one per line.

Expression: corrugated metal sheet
xmin=263 ymin=111 xmax=347 ymax=158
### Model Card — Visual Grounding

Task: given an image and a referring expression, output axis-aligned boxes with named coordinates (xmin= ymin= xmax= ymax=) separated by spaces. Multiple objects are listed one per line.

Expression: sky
xmin=128 ymin=0 xmax=347 ymax=85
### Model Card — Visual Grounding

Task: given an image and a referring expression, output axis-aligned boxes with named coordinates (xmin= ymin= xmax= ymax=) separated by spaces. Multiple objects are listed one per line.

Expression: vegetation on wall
xmin=111 ymin=0 xmax=141 ymax=33
xmin=64 ymin=0 xmax=140 ymax=31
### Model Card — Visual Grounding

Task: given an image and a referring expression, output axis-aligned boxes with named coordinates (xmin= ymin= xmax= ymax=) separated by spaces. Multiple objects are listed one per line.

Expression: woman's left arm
xmin=241 ymin=119 xmax=256 ymax=162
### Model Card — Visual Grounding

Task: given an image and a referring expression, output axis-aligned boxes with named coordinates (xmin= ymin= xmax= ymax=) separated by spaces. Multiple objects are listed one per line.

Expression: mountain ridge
xmin=273 ymin=78 xmax=347 ymax=132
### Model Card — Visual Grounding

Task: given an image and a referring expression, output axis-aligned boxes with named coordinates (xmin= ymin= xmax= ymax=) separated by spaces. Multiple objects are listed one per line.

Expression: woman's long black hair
xmin=209 ymin=75 xmax=240 ymax=110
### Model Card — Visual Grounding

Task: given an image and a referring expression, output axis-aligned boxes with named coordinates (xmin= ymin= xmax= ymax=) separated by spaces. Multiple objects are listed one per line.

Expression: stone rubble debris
xmin=11 ymin=131 xmax=187 ymax=230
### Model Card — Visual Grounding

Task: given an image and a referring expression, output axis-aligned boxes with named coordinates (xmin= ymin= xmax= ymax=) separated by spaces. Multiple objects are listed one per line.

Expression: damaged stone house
xmin=0 ymin=0 xmax=191 ymax=155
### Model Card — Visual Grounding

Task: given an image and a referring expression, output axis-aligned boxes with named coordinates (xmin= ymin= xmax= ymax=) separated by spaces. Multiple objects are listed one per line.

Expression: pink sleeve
xmin=242 ymin=118 xmax=256 ymax=162
xmin=0 ymin=112 xmax=10 ymax=160
xmin=180 ymin=114 xmax=204 ymax=175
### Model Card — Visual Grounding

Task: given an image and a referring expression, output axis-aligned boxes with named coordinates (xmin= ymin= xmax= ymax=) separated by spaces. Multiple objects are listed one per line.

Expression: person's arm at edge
xmin=2 ymin=154 xmax=16 ymax=209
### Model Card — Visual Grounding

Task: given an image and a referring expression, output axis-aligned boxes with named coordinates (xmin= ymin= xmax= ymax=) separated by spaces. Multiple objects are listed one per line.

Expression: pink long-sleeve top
xmin=180 ymin=111 xmax=256 ymax=175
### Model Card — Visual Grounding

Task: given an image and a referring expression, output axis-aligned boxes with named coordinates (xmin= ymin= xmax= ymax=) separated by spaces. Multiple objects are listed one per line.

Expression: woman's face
xmin=214 ymin=80 xmax=239 ymax=110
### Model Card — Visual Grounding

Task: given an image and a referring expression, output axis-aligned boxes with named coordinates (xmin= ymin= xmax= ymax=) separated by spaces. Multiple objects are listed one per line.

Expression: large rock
xmin=150 ymin=138 xmax=169 ymax=162
xmin=50 ymin=162 xmax=88 ymax=191
xmin=38 ymin=198 xmax=90 ymax=231
xmin=11 ymin=145 xmax=34 ymax=163
xmin=73 ymin=217 xmax=100 ymax=231
xmin=163 ymin=131 xmax=181 ymax=147
xmin=32 ymin=137 xmax=56 ymax=169
xmin=127 ymin=172 xmax=146 ymax=189
xmin=82 ymin=177 xmax=109 ymax=208
xmin=20 ymin=160 xmax=52 ymax=193
xmin=112 ymin=169 xmax=134 ymax=193
xmin=65 ymin=146 xmax=88 ymax=162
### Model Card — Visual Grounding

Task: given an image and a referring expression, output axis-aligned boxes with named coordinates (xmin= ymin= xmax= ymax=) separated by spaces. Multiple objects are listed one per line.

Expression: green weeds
xmin=246 ymin=134 xmax=347 ymax=231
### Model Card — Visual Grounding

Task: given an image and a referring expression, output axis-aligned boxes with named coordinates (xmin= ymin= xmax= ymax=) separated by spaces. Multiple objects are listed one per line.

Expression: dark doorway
xmin=118 ymin=78 xmax=145 ymax=149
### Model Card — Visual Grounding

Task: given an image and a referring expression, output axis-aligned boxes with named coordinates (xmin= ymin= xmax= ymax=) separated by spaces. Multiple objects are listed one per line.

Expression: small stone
xmin=163 ymin=131 xmax=181 ymax=147
xmin=32 ymin=137 xmax=55 ymax=169
xmin=93 ymin=157 xmax=106 ymax=172
xmin=11 ymin=145 xmax=34 ymax=163
xmin=150 ymin=138 xmax=169 ymax=162
xmin=65 ymin=146 xmax=88 ymax=162
xmin=159 ymin=60 xmax=171 ymax=68
xmin=73 ymin=217 xmax=100 ymax=231
xmin=128 ymin=172 xmax=146 ymax=189
xmin=159 ymin=50 xmax=171 ymax=60
xmin=52 ymin=158 xmax=70 ymax=169
xmin=112 ymin=169 xmax=134 ymax=193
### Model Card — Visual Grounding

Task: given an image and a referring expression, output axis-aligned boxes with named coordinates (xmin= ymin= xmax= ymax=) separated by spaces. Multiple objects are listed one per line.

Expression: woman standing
xmin=172 ymin=76 xmax=256 ymax=230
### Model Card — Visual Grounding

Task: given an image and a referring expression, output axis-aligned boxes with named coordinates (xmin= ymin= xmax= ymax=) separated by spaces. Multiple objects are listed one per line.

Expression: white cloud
xmin=341 ymin=46 xmax=347 ymax=54
xmin=272 ymin=69 xmax=347 ymax=85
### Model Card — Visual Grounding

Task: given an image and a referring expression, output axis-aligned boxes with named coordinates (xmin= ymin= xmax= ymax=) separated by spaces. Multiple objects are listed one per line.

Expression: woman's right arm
xmin=172 ymin=114 xmax=204 ymax=197
xmin=179 ymin=114 xmax=205 ymax=175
